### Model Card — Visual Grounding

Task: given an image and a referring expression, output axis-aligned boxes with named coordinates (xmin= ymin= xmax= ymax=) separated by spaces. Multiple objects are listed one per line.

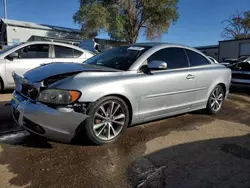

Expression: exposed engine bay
xmin=12 ymin=62 xmax=119 ymax=117
xmin=13 ymin=72 xmax=89 ymax=114
xmin=41 ymin=72 xmax=81 ymax=87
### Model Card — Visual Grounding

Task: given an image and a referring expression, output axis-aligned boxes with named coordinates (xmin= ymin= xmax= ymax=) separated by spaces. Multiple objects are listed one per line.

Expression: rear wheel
xmin=0 ymin=78 xmax=3 ymax=92
xmin=84 ymin=96 xmax=129 ymax=145
xmin=206 ymin=85 xmax=225 ymax=114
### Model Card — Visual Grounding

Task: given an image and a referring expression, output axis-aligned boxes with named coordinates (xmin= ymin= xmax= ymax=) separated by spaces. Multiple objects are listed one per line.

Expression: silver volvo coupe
xmin=11 ymin=43 xmax=231 ymax=145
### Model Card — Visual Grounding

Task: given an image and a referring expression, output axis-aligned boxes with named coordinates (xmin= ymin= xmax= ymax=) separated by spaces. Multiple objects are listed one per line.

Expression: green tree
xmin=73 ymin=0 xmax=179 ymax=43
xmin=222 ymin=10 xmax=250 ymax=40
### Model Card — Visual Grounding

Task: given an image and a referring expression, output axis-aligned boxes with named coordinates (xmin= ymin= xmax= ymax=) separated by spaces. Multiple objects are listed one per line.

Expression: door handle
xmin=186 ymin=74 xmax=195 ymax=80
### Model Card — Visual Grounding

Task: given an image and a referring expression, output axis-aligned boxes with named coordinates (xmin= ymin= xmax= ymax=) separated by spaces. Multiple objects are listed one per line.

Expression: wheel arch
xmin=217 ymin=83 xmax=226 ymax=98
xmin=207 ymin=77 xmax=228 ymax=100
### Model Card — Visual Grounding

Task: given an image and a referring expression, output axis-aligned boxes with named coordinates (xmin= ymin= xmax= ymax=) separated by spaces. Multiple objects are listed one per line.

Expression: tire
xmin=206 ymin=85 xmax=225 ymax=115
xmin=0 ymin=78 xmax=3 ymax=92
xmin=84 ymin=96 xmax=129 ymax=145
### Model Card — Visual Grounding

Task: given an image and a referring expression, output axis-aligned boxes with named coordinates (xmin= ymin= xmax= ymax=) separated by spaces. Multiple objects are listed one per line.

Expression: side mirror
xmin=148 ymin=60 xmax=167 ymax=70
xmin=7 ymin=52 xmax=19 ymax=60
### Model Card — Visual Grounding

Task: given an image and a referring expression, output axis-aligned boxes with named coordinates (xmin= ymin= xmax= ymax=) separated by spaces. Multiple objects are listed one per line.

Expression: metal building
xmin=218 ymin=38 xmax=250 ymax=61
xmin=0 ymin=19 xmax=126 ymax=50
xmin=0 ymin=19 xmax=81 ymax=48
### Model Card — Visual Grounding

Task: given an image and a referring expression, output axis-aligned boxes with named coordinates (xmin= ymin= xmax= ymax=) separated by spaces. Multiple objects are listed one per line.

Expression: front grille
xmin=21 ymin=84 xmax=39 ymax=100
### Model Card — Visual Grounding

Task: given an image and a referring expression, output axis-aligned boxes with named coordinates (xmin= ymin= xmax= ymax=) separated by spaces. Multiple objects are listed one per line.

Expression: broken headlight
xmin=38 ymin=89 xmax=81 ymax=105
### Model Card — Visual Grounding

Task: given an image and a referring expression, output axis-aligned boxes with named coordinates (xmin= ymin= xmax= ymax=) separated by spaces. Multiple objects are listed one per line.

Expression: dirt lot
xmin=0 ymin=90 xmax=249 ymax=188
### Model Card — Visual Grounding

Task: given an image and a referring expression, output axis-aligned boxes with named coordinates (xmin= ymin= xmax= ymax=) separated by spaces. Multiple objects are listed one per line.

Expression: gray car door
xmin=138 ymin=47 xmax=197 ymax=120
xmin=184 ymin=49 xmax=214 ymax=110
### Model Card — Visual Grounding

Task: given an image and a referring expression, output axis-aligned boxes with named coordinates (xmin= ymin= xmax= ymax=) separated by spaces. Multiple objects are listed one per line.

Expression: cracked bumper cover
xmin=11 ymin=91 xmax=88 ymax=143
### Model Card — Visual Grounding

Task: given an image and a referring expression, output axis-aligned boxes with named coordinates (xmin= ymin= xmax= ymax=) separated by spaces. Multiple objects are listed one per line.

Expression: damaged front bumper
xmin=11 ymin=73 xmax=88 ymax=143
xmin=11 ymin=91 xmax=88 ymax=143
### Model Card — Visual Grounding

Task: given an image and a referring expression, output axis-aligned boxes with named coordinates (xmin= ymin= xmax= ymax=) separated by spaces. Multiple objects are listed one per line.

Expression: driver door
xmin=5 ymin=44 xmax=53 ymax=86
xmin=138 ymin=47 xmax=197 ymax=120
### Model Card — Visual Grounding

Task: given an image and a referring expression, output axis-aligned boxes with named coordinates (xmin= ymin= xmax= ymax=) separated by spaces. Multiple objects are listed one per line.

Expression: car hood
xmin=23 ymin=62 xmax=120 ymax=82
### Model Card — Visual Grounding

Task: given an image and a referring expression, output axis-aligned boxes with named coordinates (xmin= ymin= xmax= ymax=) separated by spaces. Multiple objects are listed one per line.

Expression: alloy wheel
xmin=210 ymin=87 xmax=224 ymax=112
xmin=93 ymin=101 xmax=126 ymax=141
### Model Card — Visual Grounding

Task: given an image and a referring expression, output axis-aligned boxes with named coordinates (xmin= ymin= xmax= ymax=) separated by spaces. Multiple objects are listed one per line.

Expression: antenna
xmin=4 ymin=0 xmax=7 ymax=19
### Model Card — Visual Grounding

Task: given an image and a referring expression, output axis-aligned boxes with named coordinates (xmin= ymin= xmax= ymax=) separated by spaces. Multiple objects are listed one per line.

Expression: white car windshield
xmin=84 ymin=45 xmax=151 ymax=71
xmin=0 ymin=44 xmax=21 ymax=55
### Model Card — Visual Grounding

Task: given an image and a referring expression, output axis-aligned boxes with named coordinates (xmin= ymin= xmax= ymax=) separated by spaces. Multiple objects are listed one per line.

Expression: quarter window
xmin=147 ymin=47 xmax=189 ymax=70
xmin=54 ymin=45 xmax=76 ymax=58
xmin=185 ymin=49 xmax=210 ymax=66
xmin=73 ymin=49 xmax=83 ymax=58
xmin=15 ymin=44 xmax=49 ymax=59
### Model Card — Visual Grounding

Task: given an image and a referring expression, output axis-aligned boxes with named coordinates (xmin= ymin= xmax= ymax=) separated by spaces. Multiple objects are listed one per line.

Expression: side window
xmin=147 ymin=47 xmax=189 ymax=70
xmin=54 ymin=45 xmax=74 ymax=58
xmin=185 ymin=49 xmax=210 ymax=66
xmin=73 ymin=49 xmax=83 ymax=58
xmin=15 ymin=44 xmax=49 ymax=59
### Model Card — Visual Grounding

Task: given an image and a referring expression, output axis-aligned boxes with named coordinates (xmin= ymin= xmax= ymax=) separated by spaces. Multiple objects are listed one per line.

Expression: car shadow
xmin=127 ymin=134 xmax=250 ymax=188
xmin=0 ymin=89 xmax=14 ymax=94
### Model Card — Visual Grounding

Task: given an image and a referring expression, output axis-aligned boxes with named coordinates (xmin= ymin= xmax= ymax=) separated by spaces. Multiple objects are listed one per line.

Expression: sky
xmin=0 ymin=0 xmax=250 ymax=47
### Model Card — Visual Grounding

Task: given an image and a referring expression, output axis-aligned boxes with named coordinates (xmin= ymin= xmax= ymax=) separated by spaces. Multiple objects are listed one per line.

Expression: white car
xmin=0 ymin=41 xmax=93 ymax=90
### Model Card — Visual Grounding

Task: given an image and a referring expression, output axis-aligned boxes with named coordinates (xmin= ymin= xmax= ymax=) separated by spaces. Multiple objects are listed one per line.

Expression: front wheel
xmin=84 ymin=96 xmax=129 ymax=145
xmin=206 ymin=85 xmax=225 ymax=114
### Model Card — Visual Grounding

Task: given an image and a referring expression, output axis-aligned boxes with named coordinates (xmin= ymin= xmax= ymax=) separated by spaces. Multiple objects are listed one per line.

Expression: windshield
xmin=0 ymin=44 xmax=21 ymax=55
xmin=84 ymin=45 xmax=151 ymax=71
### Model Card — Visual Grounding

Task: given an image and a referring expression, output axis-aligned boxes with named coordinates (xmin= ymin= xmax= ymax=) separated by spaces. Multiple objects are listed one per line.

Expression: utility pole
xmin=4 ymin=0 xmax=7 ymax=19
